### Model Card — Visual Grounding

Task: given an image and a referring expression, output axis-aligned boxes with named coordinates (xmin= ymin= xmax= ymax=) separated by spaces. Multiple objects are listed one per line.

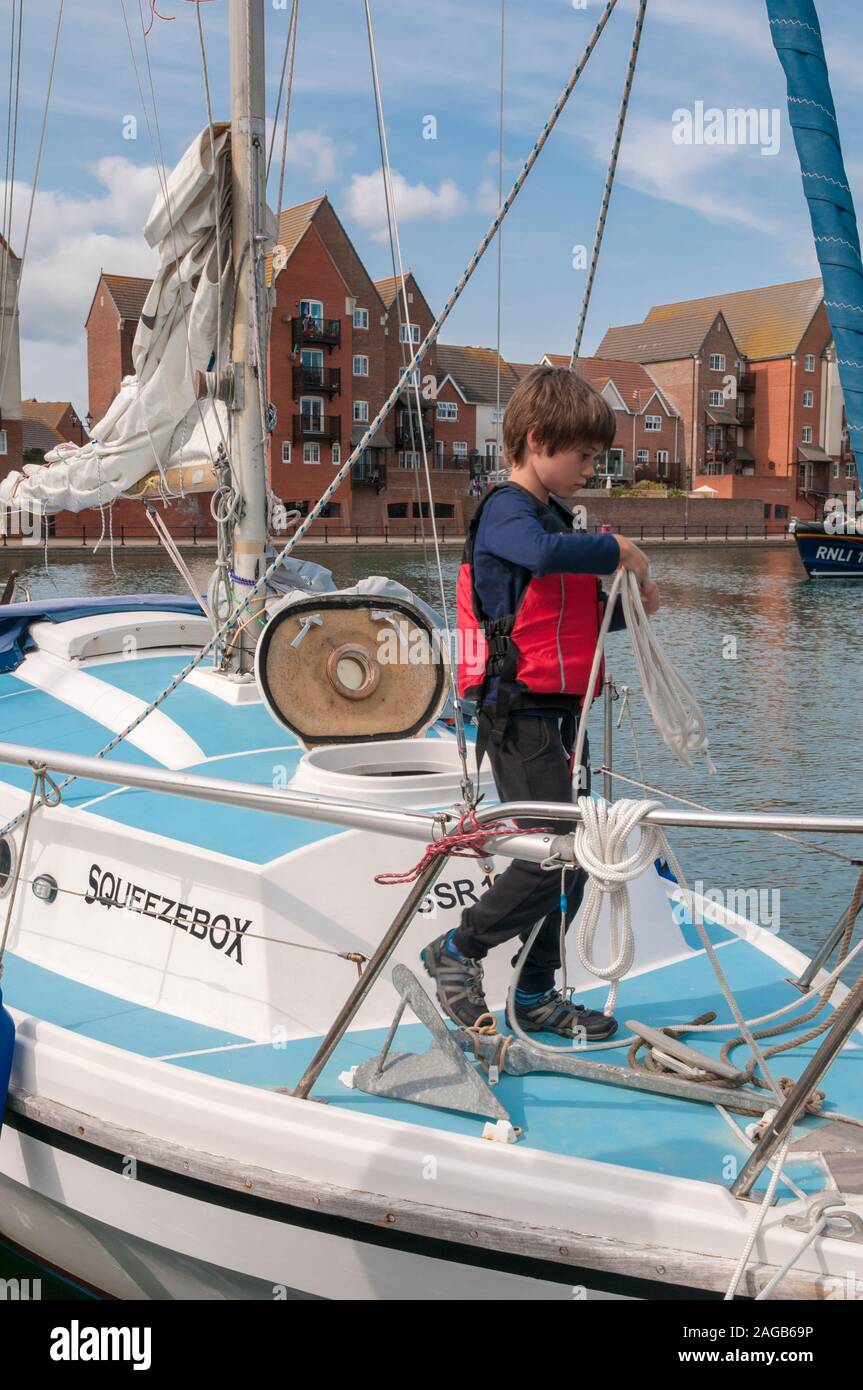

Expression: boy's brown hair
xmin=503 ymin=365 xmax=616 ymax=466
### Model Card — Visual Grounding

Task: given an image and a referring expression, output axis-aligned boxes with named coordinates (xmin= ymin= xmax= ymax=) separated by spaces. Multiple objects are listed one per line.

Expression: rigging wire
xmin=0 ymin=0 xmax=64 ymax=409
xmin=363 ymin=0 xmax=473 ymax=803
xmin=361 ymin=0 xmax=432 ymax=589
xmin=569 ymin=0 xmax=647 ymax=368
xmin=273 ymin=0 xmax=299 ymax=228
xmin=0 ymin=0 xmax=23 ymax=391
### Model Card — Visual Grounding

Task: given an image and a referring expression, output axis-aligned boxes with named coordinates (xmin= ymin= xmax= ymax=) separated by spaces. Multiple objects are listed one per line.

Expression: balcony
xmin=738 ymin=372 xmax=756 ymax=393
xmin=354 ymin=456 xmax=386 ymax=488
xmin=433 ymin=453 xmax=471 ymax=470
xmin=292 ymin=366 xmax=341 ymax=398
xmin=293 ymin=413 xmax=341 ymax=443
xmin=395 ymin=424 xmax=435 ymax=449
xmin=737 ymin=406 xmax=755 ymax=428
xmin=291 ymin=315 xmax=341 ymax=349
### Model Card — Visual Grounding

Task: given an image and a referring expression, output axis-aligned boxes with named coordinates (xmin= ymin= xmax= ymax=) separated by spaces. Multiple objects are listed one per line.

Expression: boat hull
xmin=791 ymin=521 xmax=863 ymax=578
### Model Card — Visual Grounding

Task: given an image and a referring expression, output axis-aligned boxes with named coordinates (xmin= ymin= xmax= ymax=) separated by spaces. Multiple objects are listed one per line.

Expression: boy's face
xmin=525 ymin=432 xmax=603 ymax=497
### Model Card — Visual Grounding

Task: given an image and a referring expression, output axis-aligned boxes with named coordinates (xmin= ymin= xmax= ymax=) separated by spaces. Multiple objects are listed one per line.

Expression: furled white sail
xmin=1 ymin=126 xmax=232 ymax=516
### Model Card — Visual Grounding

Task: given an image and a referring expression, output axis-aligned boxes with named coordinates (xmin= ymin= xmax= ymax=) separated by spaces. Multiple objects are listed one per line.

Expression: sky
xmin=3 ymin=0 xmax=863 ymax=417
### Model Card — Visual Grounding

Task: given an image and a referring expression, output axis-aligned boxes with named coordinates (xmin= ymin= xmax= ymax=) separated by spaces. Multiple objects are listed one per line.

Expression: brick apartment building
xmin=596 ymin=310 xmax=756 ymax=497
xmin=85 ymin=273 xmax=153 ymax=427
xmin=0 ymin=233 xmax=23 ymax=481
xmin=434 ymin=344 xmax=523 ymax=477
xmin=542 ymin=354 xmax=684 ymax=488
xmin=597 ymin=278 xmax=847 ymax=522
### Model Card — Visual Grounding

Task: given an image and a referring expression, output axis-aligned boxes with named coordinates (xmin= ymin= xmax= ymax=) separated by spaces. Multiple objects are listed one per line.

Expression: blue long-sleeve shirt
xmin=471 ymin=483 xmax=624 ymax=712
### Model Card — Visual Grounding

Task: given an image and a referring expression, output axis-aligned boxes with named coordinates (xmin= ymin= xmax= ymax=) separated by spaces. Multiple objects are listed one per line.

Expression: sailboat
xmin=0 ymin=0 xmax=862 ymax=1301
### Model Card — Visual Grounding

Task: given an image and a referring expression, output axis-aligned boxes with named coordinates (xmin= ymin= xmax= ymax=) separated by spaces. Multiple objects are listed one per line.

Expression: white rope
xmin=723 ymin=1131 xmax=793 ymax=1300
xmin=569 ymin=0 xmax=647 ymax=367
xmin=572 ymin=796 xmax=664 ymax=1013
xmin=573 ymin=569 xmax=714 ymax=780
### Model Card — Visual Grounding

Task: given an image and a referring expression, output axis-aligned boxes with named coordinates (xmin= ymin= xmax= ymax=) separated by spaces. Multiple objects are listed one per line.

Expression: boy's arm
xmin=481 ymin=491 xmax=621 ymax=576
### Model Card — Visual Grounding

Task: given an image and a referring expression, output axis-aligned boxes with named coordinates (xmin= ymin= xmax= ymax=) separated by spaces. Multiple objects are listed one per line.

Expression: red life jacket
xmin=456 ymin=485 xmax=606 ymax=730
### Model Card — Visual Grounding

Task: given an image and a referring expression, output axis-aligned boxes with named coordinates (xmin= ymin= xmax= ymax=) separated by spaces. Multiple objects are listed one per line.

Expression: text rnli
xmin=84 ymin=864 xmax=251 ymax=965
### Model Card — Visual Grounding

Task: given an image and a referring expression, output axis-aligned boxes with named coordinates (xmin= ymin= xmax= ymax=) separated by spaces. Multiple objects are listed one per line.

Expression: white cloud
xmin=284 ymin=130 xmax=339 ymax=183
xmin=583 ymin=115 xmax=784 ymax=236
xmin=1 ymin=157 xmax=163 ymax=405
xmin=345 ymin=170 xmax=468 ymax=242
xmin=477 ymin=176 xmax=501 ymax=216
xmin=265 ymin=125 xmax=341 ymax=185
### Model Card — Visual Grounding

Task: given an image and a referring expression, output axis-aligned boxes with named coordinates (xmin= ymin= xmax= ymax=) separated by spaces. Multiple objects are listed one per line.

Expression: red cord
xmin=374 ymin=809 xmax=550 ymax=886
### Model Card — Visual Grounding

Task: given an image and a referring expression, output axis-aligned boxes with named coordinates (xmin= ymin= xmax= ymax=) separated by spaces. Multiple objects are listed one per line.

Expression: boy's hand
xmin=640 ymin=578 xmax=660 ymax=615
xmin=616 ymin=535 xmax=650 ymax=587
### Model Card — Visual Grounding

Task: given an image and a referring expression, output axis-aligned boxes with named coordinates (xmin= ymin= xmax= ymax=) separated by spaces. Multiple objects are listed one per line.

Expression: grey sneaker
xmin=421 ymin=932 xmax=491 ymax=1030
xmin=514 ymin=989 xmax=618 ymax=1041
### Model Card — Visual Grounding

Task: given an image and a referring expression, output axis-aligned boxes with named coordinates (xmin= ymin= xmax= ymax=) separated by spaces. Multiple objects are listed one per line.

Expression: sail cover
xmin=767 ymin=0 xmax=863 ymax=474
xmin=0 ymin=127 xmax=232 ymax=516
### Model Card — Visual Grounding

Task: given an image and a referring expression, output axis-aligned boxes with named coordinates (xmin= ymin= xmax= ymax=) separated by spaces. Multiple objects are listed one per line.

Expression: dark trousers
xmin=452 ymin=711 xmax=590 ymax=994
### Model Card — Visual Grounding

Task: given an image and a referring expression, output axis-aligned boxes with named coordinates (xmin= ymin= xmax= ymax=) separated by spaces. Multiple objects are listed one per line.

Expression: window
xmin=387 ymin=502 xmax=409 ymax=519
xmin=656 ymin=450 xmax=669 ymax=477
xmin=636 ymin=449 xmax=649 ymax=464
xmin=597 ymin=449 xmax=624 ymax=478
xmin=645 ymin=415 xmax=662 ymax=432
xmin=319 ymin=502 xmax=341 ymax=519
xmin=281 ymin=441 xmax=291 ymax=464
xmin=353 ymin=307 xmax=369 ymax=330
xmin=802 ymin=426 xmax=813 ymax=443
xmin=804 ymin=354 xmax=815 ymax=373
xmin=434 ymin=503 xmax=454 ymax=519
xmin=0 ymin=429 xmax=7 ymax=455
xmin=353 ymin=400 xmax=369 ymax=423
xmin=764 ymin=504 xmax=771 ymax=519
xmin=400 ymin=451 xmax=420 ymax=468
xmin=436 ymin=401 xmax=458 ymax=421
xmin=331 ymin=443 xmax=341 ymax=466
xmin=847 ymin=461 xmax=856 ymax=479
xmin=300 ymin=299 xmax=323 ymax=321
xmin=300 ymin=348 xmax=324 ymax=386
xmin=491 ymin=407 xmax=504 ymax=424
xmin=303 ymin=443 xmax=321 ymax=464
xmin=399 ymin=323 xmax=420 ymax=344
xmin=453 ymin=440 xmax=467 ymax=457
xmin=833 ymin=460 xmax=840 ymax=479
xmin=802 ymin=390 xmax=814 ymax=408
xmin=708 ymin=390 xmax=725 ymax=407
xmin=775 ymin=505 xmax=789 ymax=519
xmin=709 ymin=354 xmax=726 ymax=371
xmin=301 ymin=396 xmax=324 ymax=428
xmin=353 ymin=355 xmax=369 ymax=376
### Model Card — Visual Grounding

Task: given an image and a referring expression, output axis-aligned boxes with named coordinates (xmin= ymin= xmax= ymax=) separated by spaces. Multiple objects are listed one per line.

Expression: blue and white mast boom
xmin=766 ymin=0 xmax=863 ymax=480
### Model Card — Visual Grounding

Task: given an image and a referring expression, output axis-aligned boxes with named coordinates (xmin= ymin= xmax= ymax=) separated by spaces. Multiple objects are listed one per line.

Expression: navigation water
xmin=8 ymin=541 xmax=862 ymax=971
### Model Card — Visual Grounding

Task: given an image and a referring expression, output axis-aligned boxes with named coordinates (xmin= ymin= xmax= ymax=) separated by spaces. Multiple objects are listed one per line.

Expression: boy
xmin=422 ymin=366 xmax=659 ymax=1039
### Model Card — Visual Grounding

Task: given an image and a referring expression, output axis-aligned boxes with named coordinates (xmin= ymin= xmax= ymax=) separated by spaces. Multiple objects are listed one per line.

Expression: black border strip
xmin=4 ymin=1108 xmax=718 ymax=1301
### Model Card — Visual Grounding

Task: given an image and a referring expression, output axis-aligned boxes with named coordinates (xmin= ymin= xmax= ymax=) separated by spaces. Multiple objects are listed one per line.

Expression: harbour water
xmin=2 ymin=539 xmax=861 ymax=1297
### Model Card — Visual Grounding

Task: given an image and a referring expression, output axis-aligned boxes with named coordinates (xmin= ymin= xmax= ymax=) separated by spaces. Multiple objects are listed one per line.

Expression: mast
xmin=228 ymin=0 xmax=268 ymax=670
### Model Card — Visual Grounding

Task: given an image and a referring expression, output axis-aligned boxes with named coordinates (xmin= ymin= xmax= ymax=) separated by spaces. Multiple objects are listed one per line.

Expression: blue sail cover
xmin=766 ymin=1 xmax=863 ymax=476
